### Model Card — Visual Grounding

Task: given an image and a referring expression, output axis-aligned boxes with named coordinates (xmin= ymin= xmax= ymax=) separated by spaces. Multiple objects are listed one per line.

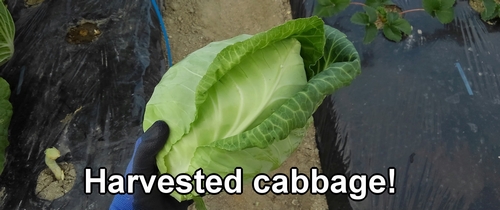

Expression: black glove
xmin=110 ymin=121 xmax=193 ymax=210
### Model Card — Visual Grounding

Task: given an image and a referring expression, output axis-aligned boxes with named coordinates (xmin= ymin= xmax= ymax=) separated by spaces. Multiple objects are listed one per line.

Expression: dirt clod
xmin=66 ymin=22 xmax=102 ymax=44
xmin=25 ymin=0 xmax=44 ymax=7
xmin=35 ymin=162 xmax=76 ymax=201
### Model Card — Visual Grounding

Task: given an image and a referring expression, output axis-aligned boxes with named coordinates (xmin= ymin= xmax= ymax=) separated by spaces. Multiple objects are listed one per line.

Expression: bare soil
xmin=162 ymin=0 xmax=328 ymax=209
xmin=35 ymin=162 xmax=76 ymax=201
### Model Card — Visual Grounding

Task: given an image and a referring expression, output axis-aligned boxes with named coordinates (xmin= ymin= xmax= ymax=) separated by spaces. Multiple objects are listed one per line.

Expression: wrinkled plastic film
xmin=292 ymin=0 xmax=500 ymax=209
xmin=0 ymin=0 xmax=165 ymax=209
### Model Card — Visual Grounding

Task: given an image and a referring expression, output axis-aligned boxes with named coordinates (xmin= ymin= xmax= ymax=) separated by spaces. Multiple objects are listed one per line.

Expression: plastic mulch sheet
xmin=291 ymin=0 xmax=500 ymax=209
xmin=0 ymin=0 xmax=165 ymax=209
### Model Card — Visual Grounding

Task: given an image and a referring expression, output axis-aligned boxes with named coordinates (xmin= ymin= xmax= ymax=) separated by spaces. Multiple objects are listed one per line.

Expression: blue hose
xmin=455 ymin=62 xmax=473 ymax=96
xmin=151 ymin=0 xmax=173 ymax=68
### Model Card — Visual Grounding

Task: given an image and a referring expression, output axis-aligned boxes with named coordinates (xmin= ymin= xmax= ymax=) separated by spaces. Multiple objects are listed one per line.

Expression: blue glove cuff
xmin=109 ymin=137 xmax=143 ymax=210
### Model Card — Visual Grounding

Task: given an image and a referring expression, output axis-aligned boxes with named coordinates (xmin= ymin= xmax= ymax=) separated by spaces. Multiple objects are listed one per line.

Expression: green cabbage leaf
xmin=0 ymin=78 xmax=12 ymax=175
xmin=0 ymin=2 xmax=14 ymax=175
xmin=0 ymin=2 xmax=15 ymax=66
xmin=143 ymin=16 xmax=361 ymax=201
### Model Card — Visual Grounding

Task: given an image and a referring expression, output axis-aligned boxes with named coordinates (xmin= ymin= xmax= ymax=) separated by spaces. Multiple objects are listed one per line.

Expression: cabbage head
xmin=143 ymin=16 xmax=361 ymax=201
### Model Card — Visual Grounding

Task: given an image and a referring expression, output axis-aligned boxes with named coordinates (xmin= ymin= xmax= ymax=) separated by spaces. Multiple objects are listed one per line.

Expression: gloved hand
xmin=109 ymin=121 xmax=193 ymax=210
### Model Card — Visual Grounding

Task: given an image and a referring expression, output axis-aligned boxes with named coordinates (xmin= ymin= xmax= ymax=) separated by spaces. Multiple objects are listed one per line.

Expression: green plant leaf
xmin=193 ymin=196 xmax=207 ymax=210
xmin=313 ymin=0 xmax=351 ymax=17
xmin=364 ymin=24 xmax=378 ymax=44
xmin=212 ymin=25 xmax=361 ymax=152
xmin=383 ymin=25 xmax=402 ymax=42
xmin=441 ymin=0 xmax=455 ymax=8
xmin=0 ymin=77 xmax=12 ymax=176
xmin=436 ymin=8 xmax=454 ymax=23
xmin=392 ymin=18 xmax=412 ymax=35
xmin=365 ymin=0 xmax=395 ymax=8
xmin=422 ymin=0 xmax=439 ymax=14
xmin=208 ymin=25 xmax=361 ymax=152
xmin=386 ymin=12 xmax=399 ymax=23
xmin=481 ymin=0 xmax=497 ymax=20
xmin=0 ymin=3 xmax=15 ymax=66
xmin=422 ymin=0 xmax=456 ymax=24
xmin=351 ymin=12 xmax=370 ymax=25
xmin=364 ymin=6 xmax=378 ymax=23
xmin=377 ymin=6 xmax=388 ymax=16
xmin=383 ymin=12 xmax=412 ymax=39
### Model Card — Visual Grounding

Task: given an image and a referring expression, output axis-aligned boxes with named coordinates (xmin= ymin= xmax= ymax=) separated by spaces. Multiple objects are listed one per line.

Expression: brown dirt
xmin=66 ymin=22 xmax=102 ymax=44
xmin=163 ymin=0 xmax=291 ymax=64
xmin=35 ymin=162 xmax=76 ymax=201
xmin=162 ymin=0 xmax=328 ymax=209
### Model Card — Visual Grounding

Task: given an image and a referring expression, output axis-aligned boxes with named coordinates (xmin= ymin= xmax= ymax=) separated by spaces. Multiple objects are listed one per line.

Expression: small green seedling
xmin=314 ymin=0 xmax=455 ymax=43
xmin=350 ymin=5 xmax=412 ymax=43
xmin=470 ymin=0 xmax=500 ymax=22
xmin=45 ymin=147 xmax=64 ymax=180
xmin=313 ymin=0 xmax=499 ymax=43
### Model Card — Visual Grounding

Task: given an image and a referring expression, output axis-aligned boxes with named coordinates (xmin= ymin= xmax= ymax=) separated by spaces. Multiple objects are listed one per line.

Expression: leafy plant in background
xmin=470 ymin=0 xmax=500 ymax=21
xmin=349 ymin=4 xmax=411 ymax=43
xmin=143 ymin=16 xmax=361 ymax=207
xmin=0 ymin=1 xmax=14 ymax=65
xmin=0 ymin=1 xmax=15 ymax=175
xmin=314 ymin=0 xmax=499 ymax=43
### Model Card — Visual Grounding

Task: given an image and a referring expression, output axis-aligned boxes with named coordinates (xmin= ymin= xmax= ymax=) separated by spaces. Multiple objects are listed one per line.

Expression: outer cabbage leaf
xmin=0 ymin=78 xmax=12 ymax=175
xmin=143 ymin=17 xmax=361 ymax=201
xmin=0 ymin=2 xmax=15 ymax=66
xmin=212 ymin=26 xmax=361 ymax=151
